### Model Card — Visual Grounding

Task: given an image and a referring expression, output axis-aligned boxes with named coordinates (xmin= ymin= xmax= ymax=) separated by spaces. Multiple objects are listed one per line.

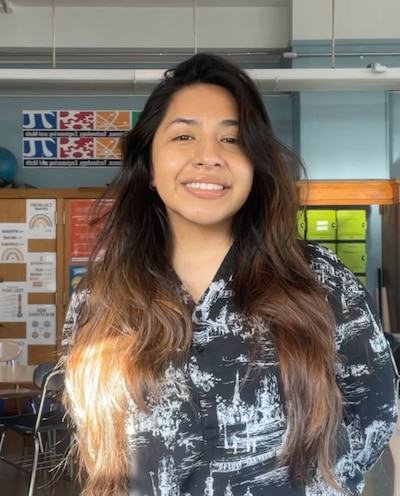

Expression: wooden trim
xmin=298 ymin=179 xmax=395 ymax=206
xmin=389 ymin=178 xmax=400 ymax=203
xmin=1 ymin=180 xmax=398 ymax=204
xmin=0 ymin=187 xmax=104 ymax=200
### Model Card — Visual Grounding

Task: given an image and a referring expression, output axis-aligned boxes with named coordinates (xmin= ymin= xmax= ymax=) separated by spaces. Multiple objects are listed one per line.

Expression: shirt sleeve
xmin=61 ymin=290 xmax=88 ymax=355
xmin=311 ymin=244 xmax=399 ymax=473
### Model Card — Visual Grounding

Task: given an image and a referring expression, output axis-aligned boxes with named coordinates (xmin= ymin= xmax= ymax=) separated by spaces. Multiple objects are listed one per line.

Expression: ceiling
xmin=0 ymin=0 xmax=289 ymax=67
xmin=8 ymin=0 xmax=289 ymax=7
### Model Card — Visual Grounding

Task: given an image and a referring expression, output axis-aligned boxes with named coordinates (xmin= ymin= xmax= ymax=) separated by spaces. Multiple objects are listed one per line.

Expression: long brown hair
xmin=63 ymin=53 xmax=342 ymax=495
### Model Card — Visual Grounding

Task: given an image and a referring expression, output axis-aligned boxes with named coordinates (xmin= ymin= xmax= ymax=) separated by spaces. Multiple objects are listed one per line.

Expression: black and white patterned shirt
xmin=62 ymin=243 xmax=398 ymax=496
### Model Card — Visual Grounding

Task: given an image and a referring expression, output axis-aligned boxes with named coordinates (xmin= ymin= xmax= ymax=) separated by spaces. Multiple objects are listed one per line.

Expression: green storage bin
xmin=320 ymin=242 xmax=337 ymax=253
xmin=356 ymin=275 xmax=366 ymax=286
xmin=336 ymin=242 xmax=367 ymax=273
xmin=297 ymin=210 xmax=306 ymax=239
xmin=336 ymin=209 xmax=367 ymax=240
xmin=305 ymin=209 xmax=336 ymax=240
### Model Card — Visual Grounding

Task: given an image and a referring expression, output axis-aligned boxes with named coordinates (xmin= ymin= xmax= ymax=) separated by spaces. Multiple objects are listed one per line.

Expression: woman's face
xmin=151 ymin=83 xmax=254 ymax=235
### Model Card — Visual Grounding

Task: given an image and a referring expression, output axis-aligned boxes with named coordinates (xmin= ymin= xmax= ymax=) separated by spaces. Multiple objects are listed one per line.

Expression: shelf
xmin=298 ymin=179 xmax=398 ymax=206
xmin=0 ymin=180 xmax=399 ymax=205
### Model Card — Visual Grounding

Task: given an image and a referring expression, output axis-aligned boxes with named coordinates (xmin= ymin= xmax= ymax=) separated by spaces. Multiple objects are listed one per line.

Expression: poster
xmin=27 ymin=252 xmax=56 ymax=292
xmin=69 ymin=265 xmax=87 ymax=295
xmin=22 ymin=110 xmax=140 ymax=167
xmin=0 ymin=283 xmax=27 ymax=322
xmin=69 ymin=199 xmax=113 ymax=262
xmin=0 ymin=223 xmax=27 ymax=262
xmin=69 ymin=199 xmax=96 ymax=262
xmin=26 ymin=199 xmax=56 ymax=239
xmin=27 ymin=304 xmax=56 ymax=344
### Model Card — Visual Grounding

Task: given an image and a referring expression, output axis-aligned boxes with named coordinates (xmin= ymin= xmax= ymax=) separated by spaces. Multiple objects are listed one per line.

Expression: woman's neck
xmin=171 ymin=223 xmax=232 ymax=303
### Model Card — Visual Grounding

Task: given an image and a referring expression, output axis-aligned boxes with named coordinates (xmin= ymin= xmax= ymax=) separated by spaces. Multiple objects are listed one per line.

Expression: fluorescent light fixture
xmin=249 ymin=67 xmax=400 ymax=91
xmin=1 ymin=67 xmax=400 ymax=91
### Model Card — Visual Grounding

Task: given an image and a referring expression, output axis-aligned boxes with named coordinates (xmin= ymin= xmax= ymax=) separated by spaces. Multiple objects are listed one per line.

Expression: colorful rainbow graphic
xmin=1 ymin=247 xmax=24 ymax=262
xmin=29 ymin=214 xmax=53 ymax=229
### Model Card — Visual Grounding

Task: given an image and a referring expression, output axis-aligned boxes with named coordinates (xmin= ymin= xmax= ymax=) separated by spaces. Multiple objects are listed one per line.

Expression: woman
xmin=61 ymin=53 xmax=398 ymax=496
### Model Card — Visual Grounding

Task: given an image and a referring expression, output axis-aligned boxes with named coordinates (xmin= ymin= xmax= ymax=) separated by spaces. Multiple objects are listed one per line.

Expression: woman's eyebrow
xmin=166 ymin=117 xmax=239 ymax=128
xmin=166 ymin=117 xmax=197 ymax=128
xmin=221 ymin=118 xmax=239 ymax=127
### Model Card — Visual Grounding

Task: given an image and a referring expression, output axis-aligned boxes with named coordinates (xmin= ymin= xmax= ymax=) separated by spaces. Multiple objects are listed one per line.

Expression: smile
xmin=185 ymin=182 xmax=224 ymax=190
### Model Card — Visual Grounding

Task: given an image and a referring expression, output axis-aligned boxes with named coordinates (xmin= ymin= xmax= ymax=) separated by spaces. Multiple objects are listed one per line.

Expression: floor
xmin=0 ymin=424 xmax=80 ymax=496
xmin=0 ymin=415 xmax=399 ymax=496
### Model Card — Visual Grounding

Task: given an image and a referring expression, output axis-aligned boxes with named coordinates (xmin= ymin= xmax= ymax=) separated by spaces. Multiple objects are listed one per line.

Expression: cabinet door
xmin=0 ymin=198 xmax=57 ymax=365
xmin=381 ymin=203 xmax=400 ymax=332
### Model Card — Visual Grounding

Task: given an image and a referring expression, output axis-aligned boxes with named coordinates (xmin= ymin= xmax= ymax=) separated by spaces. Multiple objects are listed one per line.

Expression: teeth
xmin=185 ymin=182 xmax=223 ymax=190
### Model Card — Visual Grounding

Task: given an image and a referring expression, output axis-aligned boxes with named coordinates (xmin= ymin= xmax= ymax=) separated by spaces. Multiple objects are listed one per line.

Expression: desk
xmin=0 ymin=365 xmax=37 ymax=385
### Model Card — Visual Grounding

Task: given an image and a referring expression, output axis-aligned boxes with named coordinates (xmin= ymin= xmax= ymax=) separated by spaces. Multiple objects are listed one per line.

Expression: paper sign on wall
xmin=27 ymin=252 xmax=56 ymax=292
xmin=0 ymin=223 xmax=27 ymax=262
xmin=26 ymin=199 xmax=56 ymax=239
xmin=27 ymin=305 xmax=56 ymax=344
xmin=0 ymin=283 xmax=27 ymax=322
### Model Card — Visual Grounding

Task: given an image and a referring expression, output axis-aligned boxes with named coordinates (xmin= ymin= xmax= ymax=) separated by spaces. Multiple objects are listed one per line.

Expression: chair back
xmin=0 ymin=340 xmax=21 ymax=365
xmin=33 ymin=360 xmax=58 ymax=388
xmin=0 ymin=360 xmax=68 ymax=496
xmin=34 ymin=363 xmax=65 ymax=434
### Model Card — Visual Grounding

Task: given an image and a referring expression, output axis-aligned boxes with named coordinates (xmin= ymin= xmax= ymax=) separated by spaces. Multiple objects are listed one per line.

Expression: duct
xmin=1 ymin=66 xmax=400 ymax=92
xmin=0 ymin=48 xmax=285 ymax=68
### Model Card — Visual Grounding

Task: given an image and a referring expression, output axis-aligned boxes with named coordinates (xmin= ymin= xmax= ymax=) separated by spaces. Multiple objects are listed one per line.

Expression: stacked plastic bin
xmin=297 ymin=209 xmax=367 ymax=285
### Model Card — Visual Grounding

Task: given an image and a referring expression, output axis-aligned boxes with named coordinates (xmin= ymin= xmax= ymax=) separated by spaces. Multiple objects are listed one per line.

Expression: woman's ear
xmin=149 ymin=166 xmax=155 ymax=190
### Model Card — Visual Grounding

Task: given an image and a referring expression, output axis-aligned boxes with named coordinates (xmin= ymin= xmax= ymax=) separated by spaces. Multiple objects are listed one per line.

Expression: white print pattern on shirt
xmin=62 ymin=243 xmax=398 ymax=496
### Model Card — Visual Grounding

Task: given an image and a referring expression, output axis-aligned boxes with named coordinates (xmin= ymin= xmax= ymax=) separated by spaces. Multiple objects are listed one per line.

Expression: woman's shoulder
xmin=304 ymin=241 xmax=343 ymax=279
xmin=304 ymin=241 xmax=366 ymax=296
xmin=66 ymin=288 xmax=90 ymax=316
xmin=61 ymin=288 xmax=90 ymax=352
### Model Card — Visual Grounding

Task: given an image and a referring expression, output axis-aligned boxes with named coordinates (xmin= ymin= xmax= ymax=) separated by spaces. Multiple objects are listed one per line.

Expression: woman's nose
xmin=193 ymin=138 xmax=224 ymax=167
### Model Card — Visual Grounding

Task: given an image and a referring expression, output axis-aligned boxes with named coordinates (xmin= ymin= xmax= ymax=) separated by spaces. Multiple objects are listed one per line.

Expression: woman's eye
xmin=222 ymin=137 xmax=239 ymax=144
xmin=175 ymin=135 xmax=193 ymax=141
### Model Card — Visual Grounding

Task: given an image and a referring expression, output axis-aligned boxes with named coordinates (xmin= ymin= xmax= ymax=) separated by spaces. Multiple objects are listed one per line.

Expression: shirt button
xmin=195 ymin=344 xmax=205 ymax=353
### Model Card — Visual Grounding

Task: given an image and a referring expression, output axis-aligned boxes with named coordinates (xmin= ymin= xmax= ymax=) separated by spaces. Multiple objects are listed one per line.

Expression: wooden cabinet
xmin=0 ymin=179 xmax=398 ymax=363
xmin=0 ymin=189 xmax=103 ymax=364
xmin=381 ymin=180 xmax=400 ymax=332
xmin=0 ymin=196 xmax=62 ymax=364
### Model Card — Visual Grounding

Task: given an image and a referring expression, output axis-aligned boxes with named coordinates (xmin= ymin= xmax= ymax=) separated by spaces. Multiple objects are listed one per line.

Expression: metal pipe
xmin=51 ymin=0 xmax=56 ymax=68
xmin=192 ymin=0 xmax=197 ymax=55
xmin=331 ymin=0 xmax=336 ymax=68
xmin=283 ymin=51 xmax=400 ymax=58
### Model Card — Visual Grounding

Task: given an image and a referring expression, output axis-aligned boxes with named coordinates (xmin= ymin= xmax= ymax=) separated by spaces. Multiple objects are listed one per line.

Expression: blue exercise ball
xmin=0 ymin=147 xmax=18 ymax=185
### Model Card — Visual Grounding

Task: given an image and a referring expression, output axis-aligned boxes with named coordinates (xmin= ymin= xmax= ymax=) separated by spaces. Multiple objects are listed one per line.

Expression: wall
xmin=1 ymin=0 xmax=399 ymax=296
xmin=0 ymin=92 xmax=294 ymax=188
xmin=298 ymin=91 xmax=388 ymax=180
xmin=389 ymin=92 xmax=400 ymax=177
